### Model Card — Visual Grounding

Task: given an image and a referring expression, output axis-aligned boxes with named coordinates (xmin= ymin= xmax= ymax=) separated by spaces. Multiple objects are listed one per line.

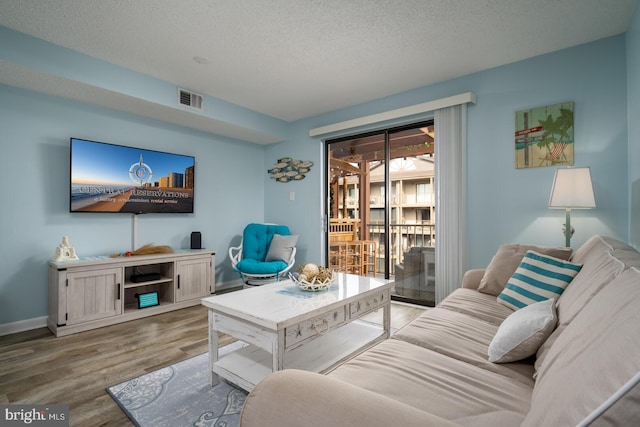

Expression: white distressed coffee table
xmin=201 ymin=273 xmax=392 ymax=391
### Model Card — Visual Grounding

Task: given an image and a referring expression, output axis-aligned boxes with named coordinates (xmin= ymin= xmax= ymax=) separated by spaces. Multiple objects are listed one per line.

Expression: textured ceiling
xmin=0 ymin=0 xmax=635 ymax=123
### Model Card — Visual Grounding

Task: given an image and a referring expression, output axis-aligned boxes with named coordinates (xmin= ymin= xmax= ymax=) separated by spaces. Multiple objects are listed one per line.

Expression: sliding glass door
xmin=325 ymin=121 xmax=436 ymax=306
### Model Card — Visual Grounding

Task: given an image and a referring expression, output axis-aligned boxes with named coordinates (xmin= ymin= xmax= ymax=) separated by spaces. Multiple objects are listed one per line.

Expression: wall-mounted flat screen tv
xmin=70 ymin=138 xmax=195 ymax=214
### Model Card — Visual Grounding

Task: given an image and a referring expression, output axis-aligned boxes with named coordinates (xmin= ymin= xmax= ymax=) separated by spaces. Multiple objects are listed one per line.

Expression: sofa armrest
xmin=240 ymin=370 xmax=460 ymax=427
xmin=461 ymin=269 xmax=486 ymax=290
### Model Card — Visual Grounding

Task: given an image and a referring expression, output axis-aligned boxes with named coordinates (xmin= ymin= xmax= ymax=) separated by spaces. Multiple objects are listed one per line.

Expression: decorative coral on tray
xmin=290 ymin=263 xmax=335 ymax=291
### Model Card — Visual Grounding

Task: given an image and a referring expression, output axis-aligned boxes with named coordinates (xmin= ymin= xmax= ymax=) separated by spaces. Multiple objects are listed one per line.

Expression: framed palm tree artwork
xmin=514 ymin=102 xmax=574 ymax=169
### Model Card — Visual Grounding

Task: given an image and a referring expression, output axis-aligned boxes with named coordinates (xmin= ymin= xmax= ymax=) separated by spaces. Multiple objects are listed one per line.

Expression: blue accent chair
xmin=229 ymin=223 xmax=297 ymax=283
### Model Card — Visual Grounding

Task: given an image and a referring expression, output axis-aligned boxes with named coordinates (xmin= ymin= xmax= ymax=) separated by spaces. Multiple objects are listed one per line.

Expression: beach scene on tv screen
xmin=71 ymin=139 xmax=194 ymax=213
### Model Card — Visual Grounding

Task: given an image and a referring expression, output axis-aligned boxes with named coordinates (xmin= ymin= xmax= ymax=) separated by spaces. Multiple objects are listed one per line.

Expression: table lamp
xmin=548 ymin=167 xmax=596 ymax=247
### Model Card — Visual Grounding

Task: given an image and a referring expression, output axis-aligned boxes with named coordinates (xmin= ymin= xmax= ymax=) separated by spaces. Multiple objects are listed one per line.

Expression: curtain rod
xmin=309 ymin=92 xmax=476 ymax=138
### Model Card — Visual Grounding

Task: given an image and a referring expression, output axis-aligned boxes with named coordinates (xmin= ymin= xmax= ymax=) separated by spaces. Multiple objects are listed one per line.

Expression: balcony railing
xmin=366 ymin=222 xmax=434 ymax=275
xmin=348 ymin=195 xmax=434 ymax=206
xmin=328 ymin=221 xmax=434 ymax=276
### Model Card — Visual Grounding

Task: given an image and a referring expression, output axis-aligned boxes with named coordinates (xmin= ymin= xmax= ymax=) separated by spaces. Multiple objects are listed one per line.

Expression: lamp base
xmin=563 ymin=208 xmax=573 ymax=248
xmin=562 ymin=224 xmax=575 ymax=238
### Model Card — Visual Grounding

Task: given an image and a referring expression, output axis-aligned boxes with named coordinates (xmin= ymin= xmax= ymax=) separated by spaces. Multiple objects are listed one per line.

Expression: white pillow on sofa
xmin=488 ymin=298 xmax=557 ymax=363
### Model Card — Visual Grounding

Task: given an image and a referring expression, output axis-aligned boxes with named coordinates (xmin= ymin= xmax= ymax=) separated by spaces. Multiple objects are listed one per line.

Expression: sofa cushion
xmin=456 ymin=411 xmax=526 ymax=427
xmin=478 ymin=244 xmax=572 ymax=296
xmin=393 ymin=307 xmax=535 ymax=385
xmin=329 ymin=339 xmax=533 ymax=422
xmin=265 ymin=233 xmax=298 ymax=262
xmin=488 ymin=298 xmax=557 ymax=363
xmin=555 ymin=250 xmax=625 ymax=328
xmin=438 ymin=288 xmax=514 ymax=326
xmin=569 ymin=235 xmax=640 ymax=270
xmin=241 ymin=369 xmax=459 ymax=427
xmin=600 ymin=235 xmax=640 ymax=265
xmin=523 ymin=268 xmax=640 ymax=427
xmin=497 ymin=251 xmax=581 ymax=310
xmin=568 ymin=234 xmax=606 ymax=264
xmin=534 ymin=250 xmax=625 ymax=374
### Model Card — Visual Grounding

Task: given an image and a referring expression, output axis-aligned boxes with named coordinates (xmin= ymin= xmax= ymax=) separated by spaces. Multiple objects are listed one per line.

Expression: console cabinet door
xmin=66 ymin=268 xmax=122 ymax=325
xmin=175 ymin=258 xmax=211 ymax=302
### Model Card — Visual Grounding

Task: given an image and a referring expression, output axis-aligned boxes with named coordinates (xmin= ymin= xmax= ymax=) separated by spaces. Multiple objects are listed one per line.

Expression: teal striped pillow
xmin=497 ymin=250 xmax=582 ymax=310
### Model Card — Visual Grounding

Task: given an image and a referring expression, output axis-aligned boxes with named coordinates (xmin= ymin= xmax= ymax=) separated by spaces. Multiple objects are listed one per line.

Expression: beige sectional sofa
xmin=240 ymin=235 xmax=640 ymax=427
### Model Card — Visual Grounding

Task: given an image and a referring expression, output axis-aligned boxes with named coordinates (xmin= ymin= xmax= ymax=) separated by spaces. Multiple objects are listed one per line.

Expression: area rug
xmin=107 ymin=320 xmax=396 ymax=426
xmin=107 ymin=341 xmax=248 ymax=427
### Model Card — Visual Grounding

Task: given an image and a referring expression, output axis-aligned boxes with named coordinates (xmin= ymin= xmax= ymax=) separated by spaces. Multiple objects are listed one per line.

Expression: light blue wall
xmin=0 ymin=26 xmax=289 ymax=142
xmin=628 ymin=1 xmax=640 ymax=248
xmin=263 ymin=124 xmax=325 ymax=266
xmin=266 ymin=35 xmax=629 ymax=270
xmin=464 ymin=35 xmax=627 ymax=263
xmin=0 ymin=84 xmax=265 ymax=324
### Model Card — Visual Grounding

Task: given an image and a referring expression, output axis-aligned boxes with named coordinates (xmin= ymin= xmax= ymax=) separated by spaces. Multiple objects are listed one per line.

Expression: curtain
xmin=434 ymin=104 xmax=466 ymax=303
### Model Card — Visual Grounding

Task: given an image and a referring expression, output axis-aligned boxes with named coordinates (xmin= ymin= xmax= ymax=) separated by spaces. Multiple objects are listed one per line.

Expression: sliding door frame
xmin=324 ymin=120 xmax=434 ymax=280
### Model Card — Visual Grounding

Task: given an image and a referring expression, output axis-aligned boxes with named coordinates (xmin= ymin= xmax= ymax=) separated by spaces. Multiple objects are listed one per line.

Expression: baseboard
xmin=391 ymin=300 xmax=431 ymax=309
xmin=0 ymin=316 xmax=48 ymax=337
xmin=216 ymin=279 xmax=244 ymax=292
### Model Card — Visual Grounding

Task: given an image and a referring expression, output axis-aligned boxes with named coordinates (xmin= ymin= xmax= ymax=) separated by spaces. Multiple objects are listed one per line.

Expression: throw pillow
xmin=265 ymin=234 xmax=298 ymax=262
xmin=488 ymin=298 xmax=557 ymax=363
xmin=497 ymin=250 xmax=582 ymax=311
xmin=478 ymin=244 xmax=573 ymax=296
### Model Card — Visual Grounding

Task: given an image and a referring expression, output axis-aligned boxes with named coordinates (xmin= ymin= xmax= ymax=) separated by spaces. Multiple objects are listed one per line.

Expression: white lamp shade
xmin=549 ymin=167 xmax=596 ymax=209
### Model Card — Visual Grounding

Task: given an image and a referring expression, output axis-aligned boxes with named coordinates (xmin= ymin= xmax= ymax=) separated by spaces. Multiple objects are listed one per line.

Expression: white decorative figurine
xmin=53 ymin=236 xmax=79 ymax=261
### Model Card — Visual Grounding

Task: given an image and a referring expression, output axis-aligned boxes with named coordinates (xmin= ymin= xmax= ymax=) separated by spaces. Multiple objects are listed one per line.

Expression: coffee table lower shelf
xmin=212 ymin=320 xmax=385 ymax=391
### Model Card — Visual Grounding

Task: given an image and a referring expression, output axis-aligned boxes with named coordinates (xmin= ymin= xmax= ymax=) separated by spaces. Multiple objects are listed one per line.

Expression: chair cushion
xmin=242 ymin=223 xmax=290 ymax=262
xmin=266 ymin=234 xmax=298 ymax=262
xmin=237 ymin=258 xmax=288 ymax=274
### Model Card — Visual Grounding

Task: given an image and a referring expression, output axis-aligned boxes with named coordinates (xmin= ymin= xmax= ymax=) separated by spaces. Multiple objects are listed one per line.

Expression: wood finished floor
xmin=0 ymin=303 xmax=425 ymax=426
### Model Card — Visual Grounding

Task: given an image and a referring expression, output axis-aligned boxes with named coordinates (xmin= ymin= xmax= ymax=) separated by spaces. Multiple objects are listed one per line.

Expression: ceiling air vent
xmin=178 ymin=88 xmax=203 ymax=110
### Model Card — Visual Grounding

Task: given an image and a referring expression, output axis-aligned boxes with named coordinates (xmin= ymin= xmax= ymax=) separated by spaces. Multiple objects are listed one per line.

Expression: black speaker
xmin=190 ymin=231 xmax=202 ymax=249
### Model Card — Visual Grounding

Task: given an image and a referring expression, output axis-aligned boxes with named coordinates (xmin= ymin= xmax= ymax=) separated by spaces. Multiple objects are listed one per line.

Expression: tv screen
xmin=70 ymin=138 xmax=195 ymax=214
